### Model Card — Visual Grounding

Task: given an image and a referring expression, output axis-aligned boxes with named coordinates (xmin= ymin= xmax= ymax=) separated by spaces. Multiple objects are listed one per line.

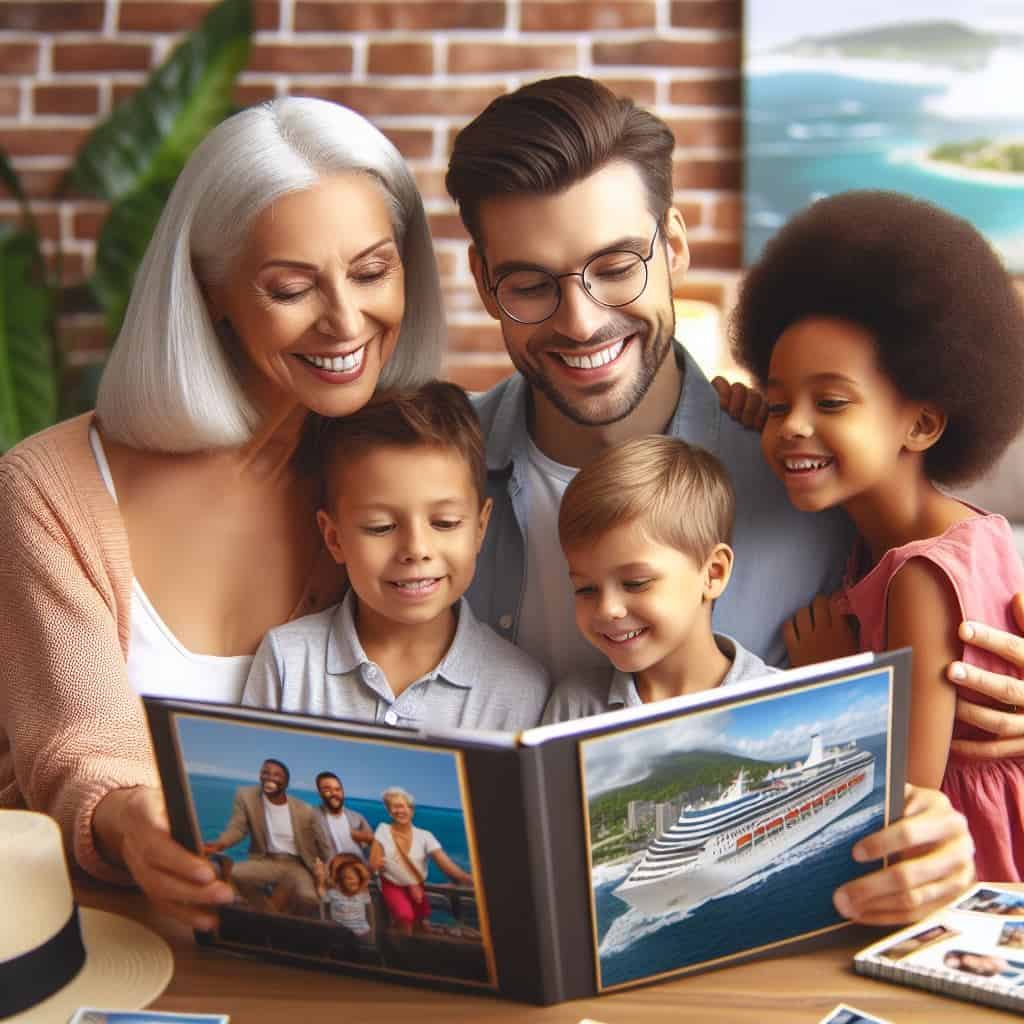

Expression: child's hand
xmin=784 ymin=594 xmax=859 ymax=667
xmin=712 ymin=375 xmax=768 ymax=431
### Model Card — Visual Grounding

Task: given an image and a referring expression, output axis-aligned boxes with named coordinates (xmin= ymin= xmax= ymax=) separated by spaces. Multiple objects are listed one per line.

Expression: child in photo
xmin=314 ymin=852 xmax=375 ymax=940
xmin=242 ymin=381 xmax=550 ymax=730
xmin=733 ymin=190 xmax=1024 ymax=880
xmin=543 ymin=436 xmax=777 ymax=722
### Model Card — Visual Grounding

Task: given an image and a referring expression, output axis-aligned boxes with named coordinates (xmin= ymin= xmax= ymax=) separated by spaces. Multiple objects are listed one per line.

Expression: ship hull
xmin=614 ymin=760 xmax=875 ymax=918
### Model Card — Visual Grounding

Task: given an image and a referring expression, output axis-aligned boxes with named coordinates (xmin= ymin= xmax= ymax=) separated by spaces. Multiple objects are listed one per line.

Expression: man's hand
xmin=832 ymin=785 xmax=975 ymax=926
xmin=712 ymin=375 xmax=768 ymax=431
xmin=95 ymin=786 xmax=235 ymax=930
xmin=949 ymin=592 xmax=1024 ymax=757
xmin=783 ymin=594 xmax=859 ymax=667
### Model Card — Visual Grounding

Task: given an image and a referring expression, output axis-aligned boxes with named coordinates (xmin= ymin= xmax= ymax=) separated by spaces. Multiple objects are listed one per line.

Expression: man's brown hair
xmin=445 ymin=75 xmax=675 ymax=250
xmin=558 ymin=436 xmax=735 ymax=564
xmin=307 ymin=380 xmax=486 ymax=508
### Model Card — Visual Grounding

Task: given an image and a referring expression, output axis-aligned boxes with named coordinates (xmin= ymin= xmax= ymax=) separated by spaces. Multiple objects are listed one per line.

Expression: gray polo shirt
xmin=242 ymin=591 xmax=551 ymax=731
xmin=542 ymin=634 xmax=777 ymax=724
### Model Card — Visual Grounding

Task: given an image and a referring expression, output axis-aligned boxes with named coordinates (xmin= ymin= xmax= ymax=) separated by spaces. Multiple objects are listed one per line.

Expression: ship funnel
xmin=804 ymin=733 xmax=824 ymax=767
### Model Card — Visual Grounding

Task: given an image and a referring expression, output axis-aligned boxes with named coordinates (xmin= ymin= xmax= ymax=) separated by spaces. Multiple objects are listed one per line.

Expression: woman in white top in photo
xmin=0 ymin=97 xmax=445 ymax=930
xmin=369 ymin=787 xmax=473 ymax=935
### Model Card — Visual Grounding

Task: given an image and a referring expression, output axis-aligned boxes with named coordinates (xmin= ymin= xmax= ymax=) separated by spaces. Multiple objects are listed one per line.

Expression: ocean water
xmin=593 ymin=732 xmax=889 ymax=988
xmin=745 ymin=65 xmax=1024 ymax=269
xmin=188 ymin=773 xmax=472 ymax=885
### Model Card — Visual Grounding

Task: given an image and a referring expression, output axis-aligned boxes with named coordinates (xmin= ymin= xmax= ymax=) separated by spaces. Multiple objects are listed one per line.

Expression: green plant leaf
xmin=0 ymin=225 xmax=57 ymax=452
xmin=91 ymin=177 xmax=177 ymax=336
xmin=64 ymin=0 xmax=252 ymax=202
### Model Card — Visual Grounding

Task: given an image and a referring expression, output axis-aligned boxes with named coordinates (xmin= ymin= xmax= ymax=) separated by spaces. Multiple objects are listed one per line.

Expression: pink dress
xmin=836 ymin=513 xmax=1024 ymax=881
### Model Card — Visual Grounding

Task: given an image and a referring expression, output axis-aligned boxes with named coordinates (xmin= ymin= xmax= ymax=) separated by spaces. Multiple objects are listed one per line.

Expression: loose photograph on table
xmin=167 ymin=711 xmax=495 ymax=988
xmin=580 ymin=667 xmax=895 ymax=990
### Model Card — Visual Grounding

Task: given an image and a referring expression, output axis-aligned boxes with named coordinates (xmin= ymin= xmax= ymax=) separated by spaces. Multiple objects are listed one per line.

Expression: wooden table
xmin=77 ymin=880 xmax=1017 ymax=1023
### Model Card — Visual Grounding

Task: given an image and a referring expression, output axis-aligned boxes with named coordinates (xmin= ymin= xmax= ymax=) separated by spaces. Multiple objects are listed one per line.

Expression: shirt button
xmin=384 ymin=709 xmax=398 ymax=725
xmin=498 ymin=614 xmax=513 ymax=630
xmin=366 ymin=666 xmax=378 ymax=679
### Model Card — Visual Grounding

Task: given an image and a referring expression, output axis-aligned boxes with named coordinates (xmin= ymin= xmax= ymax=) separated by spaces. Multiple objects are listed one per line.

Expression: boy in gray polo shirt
xmin=543 ymin=437 xmax=777 ymax=724
xmin=243 ymin=382 xmax=550 ymax=731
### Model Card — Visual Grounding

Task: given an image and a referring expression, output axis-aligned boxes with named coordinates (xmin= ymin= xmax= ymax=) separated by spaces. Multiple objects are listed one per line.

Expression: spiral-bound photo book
xmin=854 ymin=883 xmax=1024 ymax=1014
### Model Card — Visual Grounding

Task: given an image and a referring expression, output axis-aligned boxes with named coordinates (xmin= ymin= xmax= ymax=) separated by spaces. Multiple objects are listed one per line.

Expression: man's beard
xmin=510 ymin=308 xmax=675 ymax=428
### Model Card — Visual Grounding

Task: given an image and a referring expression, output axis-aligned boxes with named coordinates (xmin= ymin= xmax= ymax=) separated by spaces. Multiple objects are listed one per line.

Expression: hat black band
xmin=0 ymin=904 xmax=85 ymax=1018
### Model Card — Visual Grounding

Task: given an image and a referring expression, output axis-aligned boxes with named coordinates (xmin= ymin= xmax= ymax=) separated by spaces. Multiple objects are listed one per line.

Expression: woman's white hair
xmin=97 ymin=97 xmax=445 ymax=451
xmin=381 ymin=786 xmax=416 ymax=811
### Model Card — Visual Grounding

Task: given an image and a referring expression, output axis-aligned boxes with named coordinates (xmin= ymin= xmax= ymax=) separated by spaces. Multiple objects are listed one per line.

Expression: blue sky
xmin=175 ymin=713 xmax=465 ymax=809
xmin=583 ymin=668 xmax=892 ymax=795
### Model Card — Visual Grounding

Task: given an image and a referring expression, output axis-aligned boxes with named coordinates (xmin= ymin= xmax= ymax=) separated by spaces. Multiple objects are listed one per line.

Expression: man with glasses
xmin=444 ymin=76 xmax=975 ymax=926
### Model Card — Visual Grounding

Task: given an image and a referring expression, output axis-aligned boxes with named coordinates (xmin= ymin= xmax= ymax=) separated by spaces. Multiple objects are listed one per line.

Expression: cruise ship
xmin=613 ymin=734 xmax=875 ymax=917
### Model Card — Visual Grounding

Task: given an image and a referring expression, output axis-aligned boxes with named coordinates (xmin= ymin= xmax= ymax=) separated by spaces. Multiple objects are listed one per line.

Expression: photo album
xmin=144 ymin=649 xmax=909 ymax=1005
xmin=855 ymin=883 xmax=1024 ymax=1015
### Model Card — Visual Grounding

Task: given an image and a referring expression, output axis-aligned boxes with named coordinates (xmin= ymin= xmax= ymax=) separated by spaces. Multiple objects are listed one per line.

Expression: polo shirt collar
xmin=607 ymin=669 xmax=644 ymax=710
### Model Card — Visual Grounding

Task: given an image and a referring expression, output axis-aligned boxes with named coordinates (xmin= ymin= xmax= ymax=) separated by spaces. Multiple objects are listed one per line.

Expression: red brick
xmin=0 ymin=207 xmax=59 ymax=241
xmin=119 ymin=1 xmax=280 ymax=31
xmin=688 ymin=238 xmax=741 ymax=269
xmin=45 ymin=248 xmax=88 ymax=282
xmin=380 ymin=128 xmax=434 ymax=160
xmin=442 ymin=359 xmax=514 ymax=392
xmin=675 ymin=199 xmax=704 ymax=229
xmin=522 ymin=2 xmax=654 ymax=31
xmin=446 ymin=322 xmax=505 ymax=352
xmin=233 ymin=81 xmax=280 ymax=107
xmin=295 ymin=2 xmax=504 ymax=31
xmin=249 ymin=44 xmax=353 ymax=74
xmin=15 ymin=168 xmax=66 ymax=199
xmin=53 ymin=42 xmax=153 ymax=73
xmin=0 ymin=85 xmax=18 ymax=117
xmin=434 ymin=249 xmax=458 ymax=279
xmin=675 ymin=278 xmax=727 ymax=307
xmin=34 ymin=84 xmax=102 ymax=117
xmin=0 ymin=43 xmax=40 ymax=75
xmin=111 ymin=81 xmax=149 ymax=107
xmin=0 ymin=2 xmax=103 ymax=31
xmin=594 ymin=38 xmax=740 ymax=68
xmin=666 ymin=114 xmax=741 ymax=150
xmin=313 ymin=83 xmax=503 ymax=118
xmin=669 ymin=76 xmax=741 ymax=108
xmin=711 ymin=195 xmax=741 ymax=232
xmin=673 ymin=157 xmax=740 ymax=190
xmin=595 ymin=77 xmax=656 ymax=105
xmin=72 ymin=206 xmax=109 ymax=241
xmin=411 ymin=167 xmax=448 ymax=202
xmin=368 ymin=42 xmax=434 ymax=76
xmin=0 ymin=127 xmax=90 ymax=158
xmin=57 ymin=315 xmax=110 ymax=356
xmin=670 ymin=0 xmax=741 ymax=31
xmin=428 ymin=212 xmax=470 ymax=242
xmin=447 ymin=42 xmax=576 ymax=75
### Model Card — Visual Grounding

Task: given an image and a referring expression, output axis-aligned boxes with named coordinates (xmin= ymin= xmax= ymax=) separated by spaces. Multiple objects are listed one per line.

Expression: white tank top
xmin=89 ymin=426 xmax=252 ymax=703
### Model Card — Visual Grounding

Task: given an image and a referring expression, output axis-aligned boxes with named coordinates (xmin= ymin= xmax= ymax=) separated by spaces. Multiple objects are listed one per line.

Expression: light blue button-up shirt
xmin=468 ymin=343 xmax=856 ymax=669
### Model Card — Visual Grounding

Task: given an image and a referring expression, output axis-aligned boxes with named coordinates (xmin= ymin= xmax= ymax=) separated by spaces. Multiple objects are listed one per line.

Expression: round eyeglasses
xmin=487 ymin=224 xmax=661 ymax=325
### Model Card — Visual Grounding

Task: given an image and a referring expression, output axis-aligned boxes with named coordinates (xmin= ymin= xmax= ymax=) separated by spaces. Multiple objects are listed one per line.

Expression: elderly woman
xmin=369 ymin=787 xmax=472 ymax=936
xmin=0 ymin=98 xmax=444 ymax=928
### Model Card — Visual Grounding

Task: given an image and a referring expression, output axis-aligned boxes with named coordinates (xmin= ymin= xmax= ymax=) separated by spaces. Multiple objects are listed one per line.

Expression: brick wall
xmin=0 ymin=0 xmax=743 ymax=391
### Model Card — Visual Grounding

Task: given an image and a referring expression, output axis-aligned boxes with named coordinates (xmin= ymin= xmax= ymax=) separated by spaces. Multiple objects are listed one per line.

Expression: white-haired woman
xmin=0 ymin=98 xmax=445 ymax=928
xmin=369 ymin=787 xmax=472 ymax=936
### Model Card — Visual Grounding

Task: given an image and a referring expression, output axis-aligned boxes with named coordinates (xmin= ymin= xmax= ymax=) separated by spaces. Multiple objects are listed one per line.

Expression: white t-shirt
xmin=262 ymin=796 xmax=298 ymax=856
xmin=515 ymin=438 xmax=612 ymax=682
xmin=324 ymin=809 xmax=368 ymax=861
xmin=374 ymin=822 xmax=441 ymax=886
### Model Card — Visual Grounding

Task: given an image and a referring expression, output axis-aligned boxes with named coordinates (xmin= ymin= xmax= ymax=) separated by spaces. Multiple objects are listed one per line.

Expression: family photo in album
xmin=168 ymin=712 xmax=495 ymax=988
xmin=581 ymin=667 xmax=896 ymax=989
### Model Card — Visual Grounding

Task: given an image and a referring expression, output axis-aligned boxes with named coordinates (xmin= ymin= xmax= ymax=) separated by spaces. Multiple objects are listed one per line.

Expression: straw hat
xmin=0 ymin=810 xmax=174 ymax=1022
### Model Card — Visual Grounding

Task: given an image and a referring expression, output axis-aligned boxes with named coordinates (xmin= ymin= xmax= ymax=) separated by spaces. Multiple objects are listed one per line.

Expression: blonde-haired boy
xmin=543 ymin=436 xmax=776 ymax=723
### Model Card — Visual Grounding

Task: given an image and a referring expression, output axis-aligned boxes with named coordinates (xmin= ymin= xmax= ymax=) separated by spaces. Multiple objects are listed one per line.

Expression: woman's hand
xmin=949 ymin=592 xmax=1024 ymax=757
xmin=712 ymin=376 xmax=768 ymax=431
xmin=832 ymin=785 xmax=975 ymax=926
xmin=94 ymin=785 xmax=234 ymax=930
xmin=783 ymin=594 xmax=859 ymax=667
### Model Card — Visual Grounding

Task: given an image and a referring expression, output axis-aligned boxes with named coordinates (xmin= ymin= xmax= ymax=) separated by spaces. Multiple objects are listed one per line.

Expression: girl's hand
xmin=94 ymin=785 xmax=235 ymax=930
xmin=783 ymin=594 xmax=859 ymax=667
xmin=832 ymin=785 xmax=975 ymax=926
xmin=712 ymin=376 xmax=768 ymax=431
xmin=949 ymin=592 xmax=1024 ymax=757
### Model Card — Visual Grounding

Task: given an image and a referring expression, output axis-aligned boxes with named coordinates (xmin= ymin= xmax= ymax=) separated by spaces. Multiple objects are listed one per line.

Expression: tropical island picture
xmin=743 ymin=2 xmax=1024 ymax=270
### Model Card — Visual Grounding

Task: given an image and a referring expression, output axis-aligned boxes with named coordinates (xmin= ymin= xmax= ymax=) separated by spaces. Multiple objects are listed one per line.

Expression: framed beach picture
xmin=743 ymin=1 xmax=1024 ymax=270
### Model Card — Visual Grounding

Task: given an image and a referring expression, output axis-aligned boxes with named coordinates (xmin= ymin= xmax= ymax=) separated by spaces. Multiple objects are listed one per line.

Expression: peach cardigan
xmin=0 ymin=413 xmax=340 ymax=881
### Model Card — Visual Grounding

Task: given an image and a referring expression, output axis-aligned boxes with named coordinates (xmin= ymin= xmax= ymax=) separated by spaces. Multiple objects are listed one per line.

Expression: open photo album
xmin=144 ymin=648 xmax=909 ymax=1005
